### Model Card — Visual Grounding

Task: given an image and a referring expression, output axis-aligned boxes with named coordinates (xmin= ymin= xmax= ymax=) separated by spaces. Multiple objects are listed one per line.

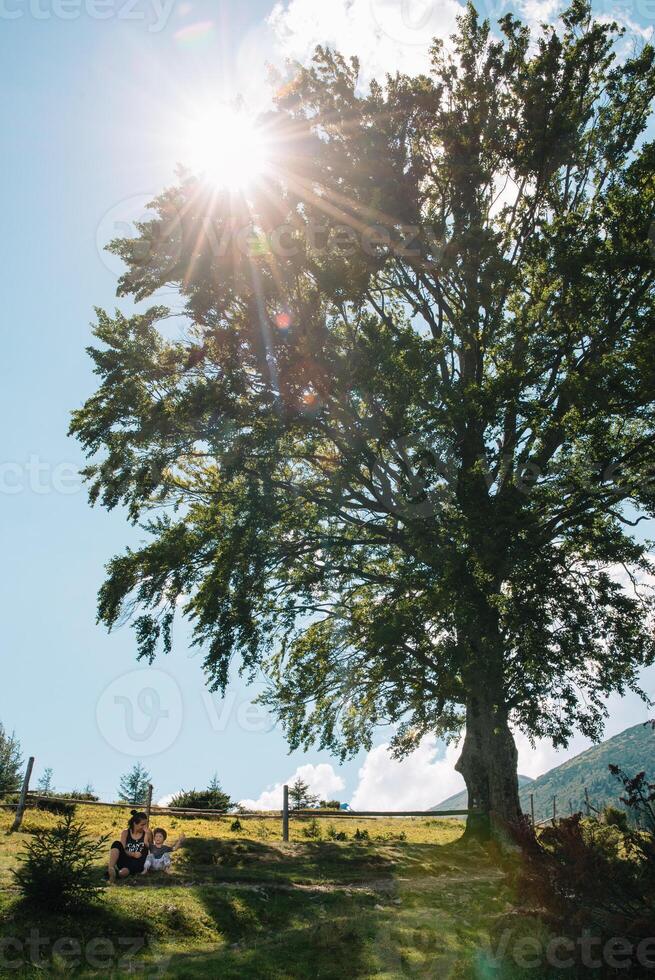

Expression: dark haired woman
xmin=106 ymin=810 xmax=152 ymax=883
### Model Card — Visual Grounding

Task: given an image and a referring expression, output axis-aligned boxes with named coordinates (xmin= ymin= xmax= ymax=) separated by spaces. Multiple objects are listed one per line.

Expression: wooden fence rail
xmin=2 ymin=784 xmax=476 ymax=839
xmin=5 ymin=793 xmax=471 ymax=820
xmin=3 ymin=778 xmax=613 ymax=838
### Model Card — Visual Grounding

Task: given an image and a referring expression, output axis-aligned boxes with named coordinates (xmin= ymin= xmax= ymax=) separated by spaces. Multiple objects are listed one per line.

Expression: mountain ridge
xmin=430 ymin=722 xmax=654 ymax=822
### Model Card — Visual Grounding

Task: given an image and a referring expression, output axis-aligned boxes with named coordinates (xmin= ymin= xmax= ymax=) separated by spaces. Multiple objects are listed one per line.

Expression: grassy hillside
xmin=2 ymin=803 xmax=609 ymax=978
xmin=0 ymin=803 xmax=533 ymax=978
xmin=518 ymin=722 xmax=655 ymax=823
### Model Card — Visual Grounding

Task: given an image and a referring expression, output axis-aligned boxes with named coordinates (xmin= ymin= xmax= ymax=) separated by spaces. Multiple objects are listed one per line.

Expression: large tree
xmin=71 ymin=1 xmax=655 ymax=834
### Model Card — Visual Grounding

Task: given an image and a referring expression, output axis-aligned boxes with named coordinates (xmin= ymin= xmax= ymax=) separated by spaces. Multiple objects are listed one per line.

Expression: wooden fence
xmin=5 ymin=758 xmax=612 ymax=838
xmin=2 ymin=758 xmax=475 ymax=839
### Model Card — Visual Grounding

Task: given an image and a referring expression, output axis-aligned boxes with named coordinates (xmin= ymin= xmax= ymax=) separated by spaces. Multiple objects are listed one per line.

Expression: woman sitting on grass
xmin=106 ymin=809 xmax=152 ymax=883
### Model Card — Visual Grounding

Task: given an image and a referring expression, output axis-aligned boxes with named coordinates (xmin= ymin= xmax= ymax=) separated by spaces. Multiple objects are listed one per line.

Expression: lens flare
xmin=183 ymin=104 xmax=270 ymax=191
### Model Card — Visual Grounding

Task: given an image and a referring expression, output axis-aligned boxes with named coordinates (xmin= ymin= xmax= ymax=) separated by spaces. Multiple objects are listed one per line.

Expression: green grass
xmin=0 ymin=803 xmax=555 ymax=978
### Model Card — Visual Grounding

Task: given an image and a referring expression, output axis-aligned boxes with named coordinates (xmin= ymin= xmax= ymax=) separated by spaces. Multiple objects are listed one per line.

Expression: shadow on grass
xmin=0 ymin=833 xmax=518 ymax=977
xmin=177 ymin=836 xmax=396 ymax=885
xmin=166 ymin=887 xmax=378 ymax=979
xmin=0 ymin=895 xmax=154 ymax=973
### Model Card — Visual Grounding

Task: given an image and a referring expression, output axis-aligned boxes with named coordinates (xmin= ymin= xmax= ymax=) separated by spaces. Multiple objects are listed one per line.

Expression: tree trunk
xmin=455 ymin=693 xmax=522 ymax=839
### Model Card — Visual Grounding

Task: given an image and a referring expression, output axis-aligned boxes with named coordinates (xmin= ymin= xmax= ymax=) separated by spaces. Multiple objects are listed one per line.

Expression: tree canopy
xmin=72 ymin=1 xmax=655 ymax=827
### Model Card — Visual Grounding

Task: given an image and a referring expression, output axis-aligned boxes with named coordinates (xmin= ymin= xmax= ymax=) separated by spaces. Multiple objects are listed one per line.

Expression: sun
xmin=183 ymin=104 xmax=271 ymax=191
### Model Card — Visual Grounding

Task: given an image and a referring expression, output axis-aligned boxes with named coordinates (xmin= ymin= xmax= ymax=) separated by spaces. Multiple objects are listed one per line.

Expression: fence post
xmin=282 ymin=784 xmax=289 ymax=842
xmin=552 ymin=796 xmax=557 ymax=822
xmin=9 ymin=757 xmax=34 ymax=834
xmin=145 ymin=783 xmax=153 ymax=825
xmin=530 ymin=794 xmax=535 ymax=826
xmin=584 ymin=787 xmax=591 ymax=817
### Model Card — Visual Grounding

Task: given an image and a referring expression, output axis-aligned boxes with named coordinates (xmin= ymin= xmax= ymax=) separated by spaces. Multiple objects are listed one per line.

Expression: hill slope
xmin=431 ymin=723 xmax=654 ymax=822
xmin=518 ymin=722 xmax=655 ymax=822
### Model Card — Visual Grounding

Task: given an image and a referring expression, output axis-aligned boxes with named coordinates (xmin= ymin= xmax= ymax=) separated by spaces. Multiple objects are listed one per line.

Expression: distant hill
xmin=430 ymin=723 xmax=654 ymax=823
xmin=430 ymin=774 xmax=534 ymax=812
xmin=518 ymin=723 xmax=655 ymax=823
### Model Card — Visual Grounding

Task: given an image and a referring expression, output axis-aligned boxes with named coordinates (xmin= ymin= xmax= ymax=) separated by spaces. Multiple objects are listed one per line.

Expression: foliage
xmin=12 ymin=812 xmax=109 ymax=911
xmin=36 ymin=768 xmax=54 ymax=796
xmin=301 ymin=817 xmax=322 ymax=839
xmin=516 ymin=813 xmax=655 ymax=966
xmin=169 ymin=776 xmax=231 ymax=811
xmin=602 ymin=805 xmax=629 ymax=832
xmin=117 ymin=762 xmax=151 ymax=805
xmin=71 ymin=0 xmax=655 ymax=823
xmin=319 ymin=799 xmax=342 ymax=809
xmin=68 ymin=785 xmax=100 ymax=801
xmin=230 ymin=818 xmax=242 ymax=832
xmin=288 ymin=778 xmax=320 ymax=810
xmin=514 ymin=751 xmax=655 ymax=973
xmin=608 ymin=762 xmax=655 ymax=832
xmin=0 ymin=723 xmax=23 ymax=797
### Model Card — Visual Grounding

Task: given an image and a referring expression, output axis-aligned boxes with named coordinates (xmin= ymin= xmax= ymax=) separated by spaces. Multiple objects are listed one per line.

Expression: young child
xmin=143 ymin=828 xmax=185 ymax=873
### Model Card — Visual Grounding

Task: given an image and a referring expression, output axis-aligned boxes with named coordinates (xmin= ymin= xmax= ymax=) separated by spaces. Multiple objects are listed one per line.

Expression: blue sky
xmin=1 ymin=0 xmax=654 ymax=809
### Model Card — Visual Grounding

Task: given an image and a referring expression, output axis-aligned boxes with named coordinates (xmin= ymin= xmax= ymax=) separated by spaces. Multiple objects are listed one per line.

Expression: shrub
xmin=353 ymin=828 xmax=369 ymax=841
xmin=169 ymin=777 xmax=231 ymax=811
xmin=603 ymin=805 xmax=629 ymax=832
xmin=512 ymin=761 xmax=655 ymax=973
xmin=230 ymin=818 xmax=242 ymax=832
xmin=13 ymin=813 xmax=108 ymax=911
xmin=609 ymin=764 xmax=655 ymax=833
xmin=302 ymin=817 xmax=322 ymax=839
xmin=326 ymin=824 xmax=348 ymax=841
xmin=67 ymin=787 xmax=100 ymax=802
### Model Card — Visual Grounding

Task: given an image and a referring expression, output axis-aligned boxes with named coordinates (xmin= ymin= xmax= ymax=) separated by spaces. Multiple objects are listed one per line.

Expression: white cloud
xmin=156 ymin=793 xmax=174 ymax=808
xmin=268 ymin=0 xmax=462 ymax=84
xmin=350 ymin=735 xmax=465 ymax=809
xmin=266 ymin=0 xmax=653 ymax=95
xmin=239 ymin=761 xmax=346 ymax=810
xmin=235 ymin=668 xmax=654 ymax=812
xmin=348 ymin=679 xmax=655 ymax=808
